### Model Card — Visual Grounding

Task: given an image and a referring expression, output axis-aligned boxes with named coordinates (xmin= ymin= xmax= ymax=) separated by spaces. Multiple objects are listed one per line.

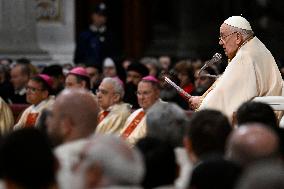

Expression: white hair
xmin=146 ymin=102 xmax=189 ymax=147
xmin=80 ymin=135 xmax=144 ymax=186
xmin=229 ymin=25 xmax=254 ymax=39
xmin=102 ymin=77 xmax=125 ymax=99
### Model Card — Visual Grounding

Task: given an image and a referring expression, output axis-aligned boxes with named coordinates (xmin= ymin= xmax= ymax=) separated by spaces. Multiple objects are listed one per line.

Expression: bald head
xmin=47 ymin=89 xmax=99 ymax=146
xmin=226 ymin=123 xmax=279 ymax=166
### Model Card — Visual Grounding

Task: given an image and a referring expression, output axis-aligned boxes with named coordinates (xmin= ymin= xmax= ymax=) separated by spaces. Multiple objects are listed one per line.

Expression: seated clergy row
xmin=3 ymin=65 xmax=163 ymax=146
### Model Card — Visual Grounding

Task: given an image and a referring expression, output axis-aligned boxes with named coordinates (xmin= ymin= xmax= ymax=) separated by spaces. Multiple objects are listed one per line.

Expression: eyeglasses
xmin=26 ymin=86 xmax=44 ymax=93
xmin=96 ymin=89 xmax=109 ymax=95
xmin=219 ymin=31 xmax=237 ymax=42
xmin=136 ymin=91 xmax=153 ymax=97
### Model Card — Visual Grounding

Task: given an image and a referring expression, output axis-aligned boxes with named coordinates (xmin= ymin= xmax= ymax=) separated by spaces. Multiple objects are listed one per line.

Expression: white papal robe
xmin=199 ymin=37 xmax=283 ymax=119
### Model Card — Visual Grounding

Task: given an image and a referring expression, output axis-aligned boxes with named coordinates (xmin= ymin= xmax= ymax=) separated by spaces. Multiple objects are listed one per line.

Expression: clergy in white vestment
xmin=120 ymin=76 xmax=162 ymax=146
xmin=0 ymin=97 xmax=14 ymax=134
xmin=189 ymin=16 xmax=283 ymax=120
xmin=14 ymin=74 xmax=55 ymax=129
xmin=95 ymin=77 xmax=131 ymax=134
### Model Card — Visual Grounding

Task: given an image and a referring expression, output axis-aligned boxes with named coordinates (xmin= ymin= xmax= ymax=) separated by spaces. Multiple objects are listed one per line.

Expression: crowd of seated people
xmin=0 ymin=56 xmax=283 ymax=189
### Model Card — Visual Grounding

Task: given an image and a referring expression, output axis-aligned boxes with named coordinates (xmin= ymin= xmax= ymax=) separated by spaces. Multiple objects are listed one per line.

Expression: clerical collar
xmin=31 ymin=96 xmax=53 ymax=112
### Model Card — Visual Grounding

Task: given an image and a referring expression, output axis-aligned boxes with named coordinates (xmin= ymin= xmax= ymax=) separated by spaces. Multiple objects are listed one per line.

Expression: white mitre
xmin=224 ymin=16 xmax=252 ymax=31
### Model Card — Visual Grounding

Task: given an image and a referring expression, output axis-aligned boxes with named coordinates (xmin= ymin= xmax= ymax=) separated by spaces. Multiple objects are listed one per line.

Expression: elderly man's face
xmin=137 ymin=81 xmax=159 ymax=110
xmin=219 ymin=23 xmax=239 ymax=60
xmin=97 ymin=81 xmax=119 ymax=110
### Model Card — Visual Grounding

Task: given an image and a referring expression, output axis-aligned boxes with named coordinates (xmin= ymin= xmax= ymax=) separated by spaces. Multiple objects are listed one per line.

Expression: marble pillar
xmin=36 ymin=0 xmax=75 ymax=64
xmin=0 ymin=0 xmax=50 ymax=63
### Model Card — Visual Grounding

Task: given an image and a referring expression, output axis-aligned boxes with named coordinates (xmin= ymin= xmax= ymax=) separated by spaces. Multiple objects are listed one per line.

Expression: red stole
xmin=98 ymin=111 xmax=110 ymax=124
xmin=24 ymin=113 xmax=39 ymax=127
xmin=121 ymin=111 xmax=145 ymax=139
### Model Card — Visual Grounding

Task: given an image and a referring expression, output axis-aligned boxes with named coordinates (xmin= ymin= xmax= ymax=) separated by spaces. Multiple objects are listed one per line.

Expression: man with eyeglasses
xmin=120 ymin=76 xmax=163 ymax=146
xmin=189 ymin=16 xmax=282 ymax=121
xmin=14 ymin=74 xmax=55 ymax=128
xmin=123 ymin=62 xmax=149 ymax=109
xmin=95 ymin=77 xmax=131 ymax=135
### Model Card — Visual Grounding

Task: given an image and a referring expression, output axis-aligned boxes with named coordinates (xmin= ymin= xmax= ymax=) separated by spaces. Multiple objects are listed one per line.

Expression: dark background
xmin=75 ymin=0 xmax=284 ymax=61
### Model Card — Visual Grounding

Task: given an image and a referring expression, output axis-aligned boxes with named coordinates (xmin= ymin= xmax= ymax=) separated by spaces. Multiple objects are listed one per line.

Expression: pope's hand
xmin=188 ymin=96 xmax=201 ymax=110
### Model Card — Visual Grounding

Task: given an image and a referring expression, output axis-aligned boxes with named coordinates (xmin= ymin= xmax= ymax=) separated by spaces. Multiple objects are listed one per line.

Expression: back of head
xmin=79 ymin=135 xmax=144 ymax=187
xmin=146 ymin=102 xmax=188 ymax=147
xmin=42 ymin=64 xmax=64 ymax=78
xmin=48 ymin=89 xmax=99 ymax=145
xmin=186 ymin=109 xmax=232 ymax=159
xmin=16 ymin=58 xmax=38 ymax=77
xmin=0 ymin=128 xmax=56 ymax=189
xmin=126 ymin=62 xmax=149 ymax=78
xmin=235 ymin=161 xmax=284 ymax=189
xmin=136 ymin=137 xmax=177 ymax=188
xmin=236 ymin=101 xmax=278 ymax=129
xmin=226 ymin=124 xmax=280 ymax=166
xmin=190 ymin=158 xmax=242 ymax=189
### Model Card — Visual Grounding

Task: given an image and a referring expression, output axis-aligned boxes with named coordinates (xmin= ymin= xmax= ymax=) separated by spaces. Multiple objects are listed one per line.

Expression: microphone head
xmin=212 ymin=53 xmax=222 ymax=63
xmin=198 ymin=53 xmax=222 ymax=76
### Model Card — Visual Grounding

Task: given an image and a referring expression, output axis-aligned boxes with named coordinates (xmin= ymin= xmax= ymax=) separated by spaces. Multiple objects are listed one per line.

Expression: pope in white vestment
xmin=195 ymin=16 xmax=283 ymax=120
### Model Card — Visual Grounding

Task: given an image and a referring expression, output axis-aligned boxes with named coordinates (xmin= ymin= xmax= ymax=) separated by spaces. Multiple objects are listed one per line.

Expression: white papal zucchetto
xmin=224 ymin=16 xmax=252 ymax=31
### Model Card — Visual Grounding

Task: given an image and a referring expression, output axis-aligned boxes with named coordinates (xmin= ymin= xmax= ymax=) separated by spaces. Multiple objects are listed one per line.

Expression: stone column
xmin=36 ymin=0 xmax=75 ymax=64
xmin=0 ymin=0 xmax=50 ymax=63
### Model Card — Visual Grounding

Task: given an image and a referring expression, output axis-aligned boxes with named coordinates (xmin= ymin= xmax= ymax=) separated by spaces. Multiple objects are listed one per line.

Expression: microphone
xmin=198 ymin=53 xmax=222 ymax=76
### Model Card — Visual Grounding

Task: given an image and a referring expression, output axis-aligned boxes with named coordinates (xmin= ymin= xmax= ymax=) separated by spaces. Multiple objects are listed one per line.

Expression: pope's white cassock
xmin=199 ymin=36 xmax=283 ymax=119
